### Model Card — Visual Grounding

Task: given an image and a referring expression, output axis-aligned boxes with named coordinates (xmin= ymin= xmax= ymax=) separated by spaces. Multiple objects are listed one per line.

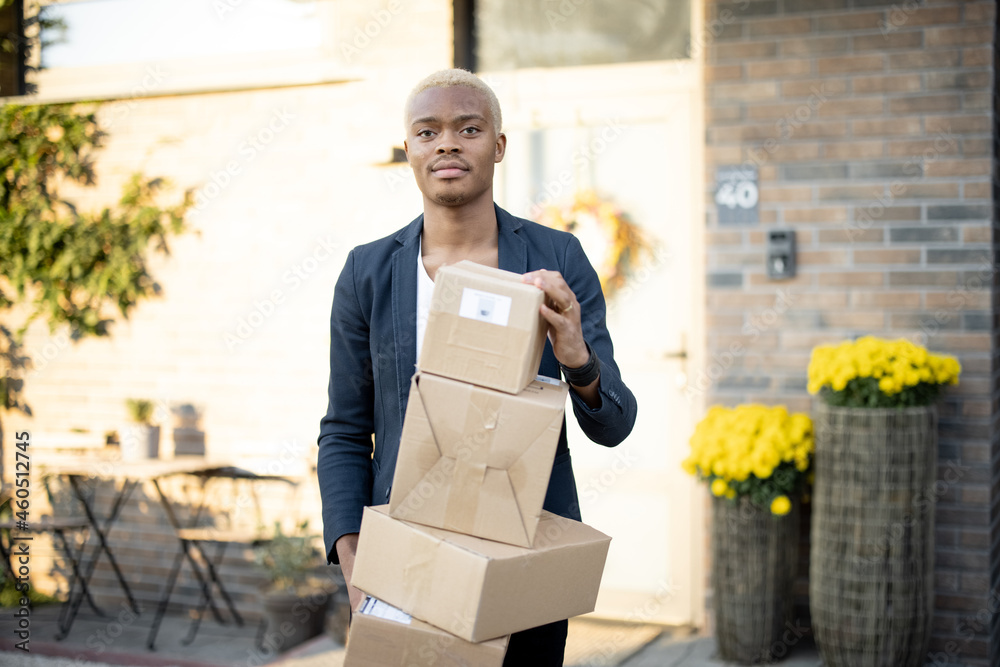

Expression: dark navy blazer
xmin=317 ymin=204 xmax=638 ymax=563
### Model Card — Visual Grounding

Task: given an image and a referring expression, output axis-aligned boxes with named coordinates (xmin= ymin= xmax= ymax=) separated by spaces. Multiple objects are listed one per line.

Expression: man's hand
xmin=522 ymin=269 xmax=600 ymax=408
xmin=335 ymin=533 xmax=365 ymax=611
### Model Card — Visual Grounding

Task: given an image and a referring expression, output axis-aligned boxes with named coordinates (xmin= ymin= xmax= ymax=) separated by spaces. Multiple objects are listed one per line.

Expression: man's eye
xmin=461 ymin=127 xmax=480 ymax=135
xmin=417 ymin=130 xmax=434 ymax=138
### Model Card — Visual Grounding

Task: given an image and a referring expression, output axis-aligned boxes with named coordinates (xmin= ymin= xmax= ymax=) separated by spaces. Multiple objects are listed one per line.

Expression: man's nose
xmin=436 ymin=132 xmax=461 ymax=153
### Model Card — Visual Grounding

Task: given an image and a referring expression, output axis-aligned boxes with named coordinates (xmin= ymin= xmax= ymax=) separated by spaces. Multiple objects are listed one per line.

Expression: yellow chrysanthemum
xmin=770 ymin=495 xmax=792 ymax=516
xmin=711 ymin=479 xmax=729 ymax=497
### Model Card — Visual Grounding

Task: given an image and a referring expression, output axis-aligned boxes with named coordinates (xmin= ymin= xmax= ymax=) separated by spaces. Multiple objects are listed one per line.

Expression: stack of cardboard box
xmin=344 ymin=261 xmax=611 ymax=666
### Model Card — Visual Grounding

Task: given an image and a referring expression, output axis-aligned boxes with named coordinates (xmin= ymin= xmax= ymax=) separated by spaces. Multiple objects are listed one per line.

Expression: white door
xmin=492 ymin=60 xmax=705 ymax=625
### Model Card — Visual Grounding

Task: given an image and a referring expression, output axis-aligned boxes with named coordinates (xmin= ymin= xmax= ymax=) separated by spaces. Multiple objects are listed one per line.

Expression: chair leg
xmin=52 ymin=529 xmax=98 ymax=640
xmin=146 ymin=545 xmax=186 ymax=650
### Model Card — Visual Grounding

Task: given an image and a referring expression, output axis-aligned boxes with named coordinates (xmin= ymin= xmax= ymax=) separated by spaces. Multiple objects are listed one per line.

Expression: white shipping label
xmin=458 ymin=288 xmax=512 ymax=326
xmin=534 ymin=375 xmax=562 ymax=387
xmin=359 ymin=596 xmax=412 ymax=625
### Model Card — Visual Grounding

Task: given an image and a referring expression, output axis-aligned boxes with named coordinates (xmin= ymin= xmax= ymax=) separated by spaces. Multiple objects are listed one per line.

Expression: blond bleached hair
xmin=404 ymin=69 xmax=503 ymax=135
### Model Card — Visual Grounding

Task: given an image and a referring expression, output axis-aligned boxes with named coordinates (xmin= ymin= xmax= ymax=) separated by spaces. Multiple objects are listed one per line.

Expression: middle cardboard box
xmin=389 ymin=371 xmax=569 ymax=548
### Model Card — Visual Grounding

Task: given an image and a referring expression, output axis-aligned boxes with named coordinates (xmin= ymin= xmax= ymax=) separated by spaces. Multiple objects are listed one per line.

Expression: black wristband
xmin=559 ymin=343 xmax=601 ymax=387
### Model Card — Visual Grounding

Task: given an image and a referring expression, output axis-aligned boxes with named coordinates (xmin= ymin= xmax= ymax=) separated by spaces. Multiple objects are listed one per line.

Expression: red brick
xmin=708 ymin=106 xmax=743 ymax=124
xmin=960 ymin=400 xmax=992 ymax=418
xmin=925 ymin=159 xmax=991 ymax=177
xmin=746 ymin=102 xmax=806 ymax=121
xmin=712 ymin=81 xmax=780 ymax=102
xmin=708 ymin=292 xmax=789 ymax=308
xmin=963 ymin=2 xmax=996 ymax=23
xmin=925 ymin=26 xmax=993 ymax=48
xmin=714 ymin=41 xmax=779 ymax=60
xmin=707 ymin=230 xmax=745 ymax=246
xmin=961 ymin=225 xmax=991 ymax=243
xmin=817 ymin=54 xmax=885 ymax=75
xmin=818 ymin=228 xmax=884 ymax=243
xmin=854 ymin=249 xmax=922 ymax=264
xmin=816 ymin=98 xmax=885 ymax=117
xmin=888 ymin=270 xmax=960 ymax=287
xmin=769 ymin=142 xmax=823 ymax=162
xmin=706 ymin=313 xmax=745 ymax=329
xmin=707 ymin=144 xmax=743 ymax=163
xmin=821 ymin=311 xmax=886 ymax=329
xmin=707 ymin=64 xmax=744 ymax=82
xmin=888 ymin=139 xmax=954 ymax=157
xmin=748 ymin=16 xmax=812 ymax=37
xmin=962 ymin=92 xmax=991 ymax=112
xmin=758 ymin=165 xmax=779 ymax=181
xmin=711 ymin=251 xmax=761 ymax=268
xmin=790 ymin=121 xmax=849 ymax=139
xmin=780 ymin=36 xmax=849 ymax=56
xmin=780 ymin=331 xmax=852 ymax=350
xmin=759 ymin=185 xmax=813 ymax=203
xmin=783 ymin=207 xmax=848 ymax=223
xmin=852 ymin=117 xmax=922 ymax=136
xmin=924 ymin=115 xmax=991 ymax=134
xmin=961 ymin=138 xmax=990 ymax=156
xmin=852 ymin=31 xmax=924 ymax=51
xmin=816 ymin=11 xmax=885 ymax=32
xmin=817 ymin=271 xmax=885 ymax=286
xmin=889 ymin=49 xmax=961 ymax=70
xmin=798 ymin=249 xmax=849 ymax=265
xmin=925 ymin=289 xmax=991 ymax=309
xmin=746 ymin=59 xmax=812 ymax=78
xmin=889 ymin=95 xmax=962 ymax=114
xmin=782 ymin=78 xmax=848 ymax=98
xmin=823 ymin=140 xmax=883 ymax=160
xmin=902 ymin=5 xmax=963 ymax=26
xmin=963 ymin=183 xmax=990 ymax=200
xmin=926 ymin=70 xmax=992 ymax=91
xmin=852 ymin=73 xmax=922 ymax=94
xmin=746 ymin=271 xmax=814 ymax=288
xmin=850 ymin=291 xmax=922 ymax=307
xmin=893 ymin=182 xmax=960 ymax=199
xmin=962 ymin=47 xmax=991 ymax=67
xmin=934 ymin=333 xmax=992 ymax=351
xmin=818 ymin=184 xmax=884 ymax=200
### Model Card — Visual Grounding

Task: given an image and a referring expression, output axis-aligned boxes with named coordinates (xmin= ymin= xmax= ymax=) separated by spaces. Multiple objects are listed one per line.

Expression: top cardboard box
xmin=419 ymin=260 xmax=547 ymax=395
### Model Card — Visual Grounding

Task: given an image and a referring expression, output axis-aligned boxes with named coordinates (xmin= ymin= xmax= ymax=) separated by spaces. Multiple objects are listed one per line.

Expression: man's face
xmin=404 ymin=86 xmax=506 ymax=208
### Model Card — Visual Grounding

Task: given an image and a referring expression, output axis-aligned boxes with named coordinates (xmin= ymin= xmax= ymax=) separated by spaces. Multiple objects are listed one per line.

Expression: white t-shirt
xmin=415 ymin=236 xmax=435 ymax=363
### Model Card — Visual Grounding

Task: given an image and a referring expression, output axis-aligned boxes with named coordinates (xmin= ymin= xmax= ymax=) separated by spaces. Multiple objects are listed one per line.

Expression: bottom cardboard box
xmin=344 ymin=596 xmax=508 ymax=667
xmin=352 ymin=504 xmax=611 ymax=642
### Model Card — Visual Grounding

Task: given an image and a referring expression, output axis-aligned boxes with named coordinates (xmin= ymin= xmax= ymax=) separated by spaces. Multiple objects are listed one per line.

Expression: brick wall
xmin=703 ymin=1 xmax=996 ymax=664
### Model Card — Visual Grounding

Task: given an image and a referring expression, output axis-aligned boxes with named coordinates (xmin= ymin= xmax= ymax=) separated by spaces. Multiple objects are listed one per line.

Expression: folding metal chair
xmin=146 ymin=466 xmax=298 ymax=650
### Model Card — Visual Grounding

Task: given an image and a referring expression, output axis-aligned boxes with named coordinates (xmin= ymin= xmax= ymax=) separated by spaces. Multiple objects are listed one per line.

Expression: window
xmin=468 ymin=0 xmax=691 ymax=72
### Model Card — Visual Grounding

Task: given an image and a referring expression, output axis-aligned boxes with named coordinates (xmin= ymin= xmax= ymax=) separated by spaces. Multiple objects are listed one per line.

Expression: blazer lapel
xmin=496 ymin=204 xmax=527 ymax=274
xmin=391 ymin=215 xmax=423 ymax=423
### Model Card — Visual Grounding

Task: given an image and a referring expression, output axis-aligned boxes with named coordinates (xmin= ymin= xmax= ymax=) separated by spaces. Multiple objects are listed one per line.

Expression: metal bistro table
xmin=28 ymin=456 xmax=227 ymax=639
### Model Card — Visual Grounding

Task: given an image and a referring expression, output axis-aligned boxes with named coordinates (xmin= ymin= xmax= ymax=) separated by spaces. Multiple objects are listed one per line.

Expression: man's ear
xmin=494 ymin=132 xmax=507 ymax=163
xmin=403 ymin=139 xmax=409 ymax=158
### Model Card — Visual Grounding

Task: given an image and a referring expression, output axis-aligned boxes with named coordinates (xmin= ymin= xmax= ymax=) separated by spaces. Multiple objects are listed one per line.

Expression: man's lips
xmin=431 ymin=160 xmax=469 ymax=179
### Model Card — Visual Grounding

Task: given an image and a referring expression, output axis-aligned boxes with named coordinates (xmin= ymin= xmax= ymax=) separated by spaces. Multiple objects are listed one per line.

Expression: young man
xmin=317 ymin=69 xmax=637 ymax=664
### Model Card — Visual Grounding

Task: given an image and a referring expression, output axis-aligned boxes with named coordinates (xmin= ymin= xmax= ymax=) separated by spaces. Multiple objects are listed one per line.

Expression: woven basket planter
xmin=809 ymin=402 xmax=937 ymax=667
xmin=713 ymin=495 xmax=800 ymax=664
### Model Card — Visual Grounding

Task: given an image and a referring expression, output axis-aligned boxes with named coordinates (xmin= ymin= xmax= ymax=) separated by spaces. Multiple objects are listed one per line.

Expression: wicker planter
xmin=809 ymin=402 xmax=937 ymax=667
xmin=713 ymin=495 xmax=800 ymax=664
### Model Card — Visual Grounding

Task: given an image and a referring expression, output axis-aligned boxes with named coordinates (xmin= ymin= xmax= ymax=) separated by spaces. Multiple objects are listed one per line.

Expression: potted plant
xmin=121 ymin=398 xmax=159 ymax=460
xmin=253 ymin=520 xmax=336 ymax=652
xmin=807 ymin=336 xmax=960 ymax=667
xmin=683 ymin=404 xmax=813 ymax=663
